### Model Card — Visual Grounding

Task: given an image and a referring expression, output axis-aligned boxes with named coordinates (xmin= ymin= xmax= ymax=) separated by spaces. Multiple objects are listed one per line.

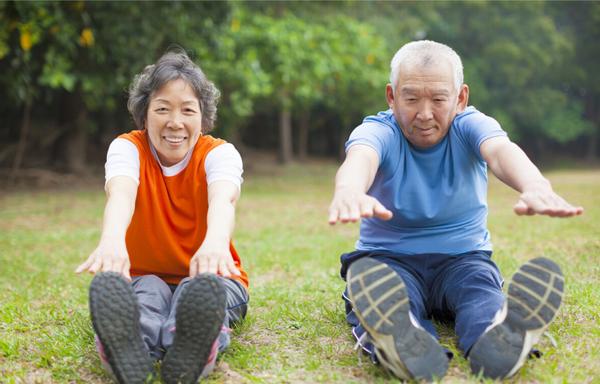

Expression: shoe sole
xmin=469 ymin=257 xmax=564 ymax=379
xmin=347 ymin=257 xmax=448 ymax=381
xmin=161 ymin=274 xmax=226 ymax=384
xmin=89 ymin=272 xmax=154 ymax=384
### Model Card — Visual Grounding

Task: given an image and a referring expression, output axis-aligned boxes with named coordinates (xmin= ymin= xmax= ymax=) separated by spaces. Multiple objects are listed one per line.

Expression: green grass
xmin=0 ymin=162 xmax=598 ymax=383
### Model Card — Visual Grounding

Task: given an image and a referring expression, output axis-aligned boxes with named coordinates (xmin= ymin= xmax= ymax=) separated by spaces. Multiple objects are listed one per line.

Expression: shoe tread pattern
xmin=470 ymin=257 xmax=564 ymax=379
xmin=89 ymin=272 xmax=154 ymax=384
xmin=161 ymin=274 xmax=226 ymax=384
xmin=347 ymin=257 xmax=448 ymax=381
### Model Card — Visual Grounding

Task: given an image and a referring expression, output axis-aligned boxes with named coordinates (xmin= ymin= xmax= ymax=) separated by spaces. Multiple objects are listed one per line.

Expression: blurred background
xmin=1 ymin=1 xmax=598 ymax=183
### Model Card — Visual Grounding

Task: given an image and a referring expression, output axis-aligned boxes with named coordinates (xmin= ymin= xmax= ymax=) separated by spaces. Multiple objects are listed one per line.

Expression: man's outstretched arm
xmin=480 ymin=136 xmax=583 ymax=217
xmin=328 ymin=144 xmax=393 ymax=224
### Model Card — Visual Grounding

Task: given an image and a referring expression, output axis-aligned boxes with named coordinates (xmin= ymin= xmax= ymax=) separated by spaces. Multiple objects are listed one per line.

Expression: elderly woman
xmin=76 ymin=50 xmax=249 ymax=384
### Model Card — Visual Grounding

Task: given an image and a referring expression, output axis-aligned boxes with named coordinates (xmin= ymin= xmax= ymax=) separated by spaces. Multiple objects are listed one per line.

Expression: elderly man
xmin=328 ymin=40 xmax=582 ymax=381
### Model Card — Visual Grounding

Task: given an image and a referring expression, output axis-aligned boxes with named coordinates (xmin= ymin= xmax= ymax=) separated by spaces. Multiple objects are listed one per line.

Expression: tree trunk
xmin=585 ymin=97 xmax=599 ymax=162
xmin=56 ymin=89 xmax=89 ymax=174
xmin=10 ymin=95 xmax=33 ymax=182
xmin=65 ymin=107 xmax=88 ymax=174
xmin=279 ymin=107 xmax=293 ymax=163
xmin=297 ymin=111 xmax=309 ymax=161
xmin=586 ymin=127 xmax=598 ymax=162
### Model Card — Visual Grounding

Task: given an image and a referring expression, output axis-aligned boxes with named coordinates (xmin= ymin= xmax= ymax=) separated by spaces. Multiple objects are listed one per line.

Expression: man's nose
xmin=416 ymin=101 xmax=433 ymax=121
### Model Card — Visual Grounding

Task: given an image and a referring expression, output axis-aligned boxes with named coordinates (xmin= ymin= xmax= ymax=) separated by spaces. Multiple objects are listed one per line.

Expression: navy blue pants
xmin=340 ymin=250 xmax=505 ymax=357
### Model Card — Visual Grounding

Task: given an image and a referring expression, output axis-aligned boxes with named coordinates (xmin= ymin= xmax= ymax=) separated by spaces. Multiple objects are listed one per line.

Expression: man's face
xmin=386 ymin=61 xmax=469 ymax=149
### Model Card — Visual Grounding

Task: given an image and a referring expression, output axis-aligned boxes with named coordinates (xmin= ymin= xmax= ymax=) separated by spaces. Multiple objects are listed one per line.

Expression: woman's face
xmin=145 ymin=78 xmax=203 ymax=166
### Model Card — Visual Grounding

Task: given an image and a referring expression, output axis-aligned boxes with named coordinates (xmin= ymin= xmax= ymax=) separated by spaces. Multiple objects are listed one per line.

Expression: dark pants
xmin=132 ymin=275 xmax=249 ymax=360
xmin=341 ymin=250 xmax=504 ymax=356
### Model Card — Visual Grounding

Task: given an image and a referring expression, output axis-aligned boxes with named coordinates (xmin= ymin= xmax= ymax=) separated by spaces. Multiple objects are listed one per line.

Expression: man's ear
xmin=386 ymin=84 xmax=395 ymax=109
xmin=457 ymin=84 xmax=469 ymax=113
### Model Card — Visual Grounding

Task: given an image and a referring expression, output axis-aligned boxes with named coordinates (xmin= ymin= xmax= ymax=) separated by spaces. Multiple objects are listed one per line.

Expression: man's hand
xmin=329 ymin=145 xmax=391 ymax=225
xmin=481 ymin=137 xmax=584 ymax=218
xmin=190 ymin=239 xmax=240 ymax=278
xmin=514 ymin=181 xmax=584 ymax=217
xmin=328 ymin=188 xmax=393 ymax=224
xmin=76 ymin=240 xmax=131 ymax=280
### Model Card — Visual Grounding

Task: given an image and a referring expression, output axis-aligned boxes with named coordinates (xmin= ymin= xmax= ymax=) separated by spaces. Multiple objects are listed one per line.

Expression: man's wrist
xmin=521 ymin=178 xmax=552 ymax=193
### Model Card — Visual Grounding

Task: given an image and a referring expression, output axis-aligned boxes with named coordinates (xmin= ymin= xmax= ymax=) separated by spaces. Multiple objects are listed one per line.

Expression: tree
xmin=0 ymin=1 xmax=230 ymax=174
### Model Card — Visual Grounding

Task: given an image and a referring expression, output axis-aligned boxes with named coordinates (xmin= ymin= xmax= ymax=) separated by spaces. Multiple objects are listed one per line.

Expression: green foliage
xmin=545 ymin=102 xmax=594 ymax=143
xmin=195 ymin=3 xmax=388 ymax=140
xmin=0 ymin=1 xmax=599 ymax=163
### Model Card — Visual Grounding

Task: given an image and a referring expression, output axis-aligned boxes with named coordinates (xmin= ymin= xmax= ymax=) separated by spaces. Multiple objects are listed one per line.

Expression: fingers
xmin=77 ymin=244 xmax=131 ymax=281
xmin=515 ymin=192 xmax=584 ymax=218
xmin=75 ymin=256 xmax=93 ymax=274
xmin=121 ymin=265 xmax=132 ymax=281
xmin=189 ymin=255 xmax=209 ymax=277
xmin=189 ymin=257 xmax=199 ymax=278
xmin=513 ymin=199 xmax=534 ymax=216
xmin=207 ymin=255 xmax=219 ymax=275
xmin=373 ymin=201 xmax=393 ymax=220
xmin=227 ymin=258 xmax=241 ymax=276
xmin=327 ymin=206 xmax=339 ymax=225
xmin=218 ymin=258 xmax=230 ymax=278
xmin=190 ymin=251 xmax=240 ymax=279
xmin=329 ymin=194 xmax=392 ymax=224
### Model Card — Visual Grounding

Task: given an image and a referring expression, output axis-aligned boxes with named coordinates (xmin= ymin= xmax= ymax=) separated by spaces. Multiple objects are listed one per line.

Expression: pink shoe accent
xmin=94 ymin=335 xmax=115 ymax=376
xmin=199 ymin=339 xmax=220 ymax=379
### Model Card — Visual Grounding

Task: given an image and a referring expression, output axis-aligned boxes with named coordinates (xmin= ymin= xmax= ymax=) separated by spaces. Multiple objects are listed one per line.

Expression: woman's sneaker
xmin=469 ymin=257 xmax=564 ymax=379
xmin=89 ymin=272 xmax=155 ymax=384
xmin=161 ymin=274 xmax=226 ymax=384
xmin=346 ymin=258 xmax=449 ymax=381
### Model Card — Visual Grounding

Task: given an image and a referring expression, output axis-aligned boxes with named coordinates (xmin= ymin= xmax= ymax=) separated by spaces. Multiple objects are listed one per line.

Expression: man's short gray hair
xmin=127 ymin=49 xmax=220 ymax=133
xmin=390 ymin=40 xmax=464 ymax=92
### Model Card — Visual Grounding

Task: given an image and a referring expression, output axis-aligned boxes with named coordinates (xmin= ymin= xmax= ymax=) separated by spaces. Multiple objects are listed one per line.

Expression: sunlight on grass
xmin=0 ymin=164 xmax=598 ymax=383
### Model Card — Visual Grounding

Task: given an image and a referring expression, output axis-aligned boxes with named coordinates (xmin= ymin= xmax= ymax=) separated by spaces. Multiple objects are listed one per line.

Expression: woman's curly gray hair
xmin=127 ymin=49 xmax=220 ymax=133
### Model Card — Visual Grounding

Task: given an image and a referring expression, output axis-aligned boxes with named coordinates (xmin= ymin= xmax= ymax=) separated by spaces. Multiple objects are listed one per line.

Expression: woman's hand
xmin=76 ymin=239 xmax=131 ymax=280
xmin=189 ymin=239 xmax=240 ymax=278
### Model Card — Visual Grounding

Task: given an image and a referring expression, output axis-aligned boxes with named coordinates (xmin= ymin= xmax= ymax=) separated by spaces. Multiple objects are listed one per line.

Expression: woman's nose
xmin=166 ymin=113 xmax=185 ymax=129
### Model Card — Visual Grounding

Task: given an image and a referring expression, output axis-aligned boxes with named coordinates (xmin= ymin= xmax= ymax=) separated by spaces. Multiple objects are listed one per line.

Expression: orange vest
xmin=120 ymin=130 xmax=248 ymax=288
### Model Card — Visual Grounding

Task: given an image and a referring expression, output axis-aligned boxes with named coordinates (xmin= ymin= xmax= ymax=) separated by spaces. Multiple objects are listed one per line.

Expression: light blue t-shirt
xmin=346 ymin=106 xmax=507 ymax=255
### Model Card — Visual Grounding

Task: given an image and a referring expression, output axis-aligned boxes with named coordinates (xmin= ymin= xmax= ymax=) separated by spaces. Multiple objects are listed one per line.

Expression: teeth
xmin=164 ymin=136 xmax=185 ymax=143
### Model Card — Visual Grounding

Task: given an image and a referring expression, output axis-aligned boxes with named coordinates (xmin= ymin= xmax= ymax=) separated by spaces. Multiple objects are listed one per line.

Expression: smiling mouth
xmin=163 ymin=136 xmax=187 ymax=144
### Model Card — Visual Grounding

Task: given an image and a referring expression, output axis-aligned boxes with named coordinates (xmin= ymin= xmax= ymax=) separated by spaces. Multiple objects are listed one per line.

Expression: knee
xmin=133 ymin=275 xmax=172 ymax=296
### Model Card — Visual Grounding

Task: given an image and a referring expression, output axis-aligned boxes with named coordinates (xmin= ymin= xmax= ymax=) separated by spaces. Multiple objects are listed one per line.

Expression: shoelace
xmin=354 ymin=332 xmax=369 ymax=366
xmin=544 ymin=331 xmax=558 ymax=348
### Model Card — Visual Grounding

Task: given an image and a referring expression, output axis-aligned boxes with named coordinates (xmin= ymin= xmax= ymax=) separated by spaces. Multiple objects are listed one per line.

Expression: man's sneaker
xmin=89 ymin=272 xmax=155 ymax=384
xmin=161 ymin=274 xmax=226 ymax=384
xmin=347 ymin=257 xmax=448 ymax=381
xmin=469 ymin=257 xmax=564 ymax=379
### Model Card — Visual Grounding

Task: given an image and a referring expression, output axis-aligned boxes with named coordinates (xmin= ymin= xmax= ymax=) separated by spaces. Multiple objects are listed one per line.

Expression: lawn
xmin=0 ymin=162 xmax=598 ymax=383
